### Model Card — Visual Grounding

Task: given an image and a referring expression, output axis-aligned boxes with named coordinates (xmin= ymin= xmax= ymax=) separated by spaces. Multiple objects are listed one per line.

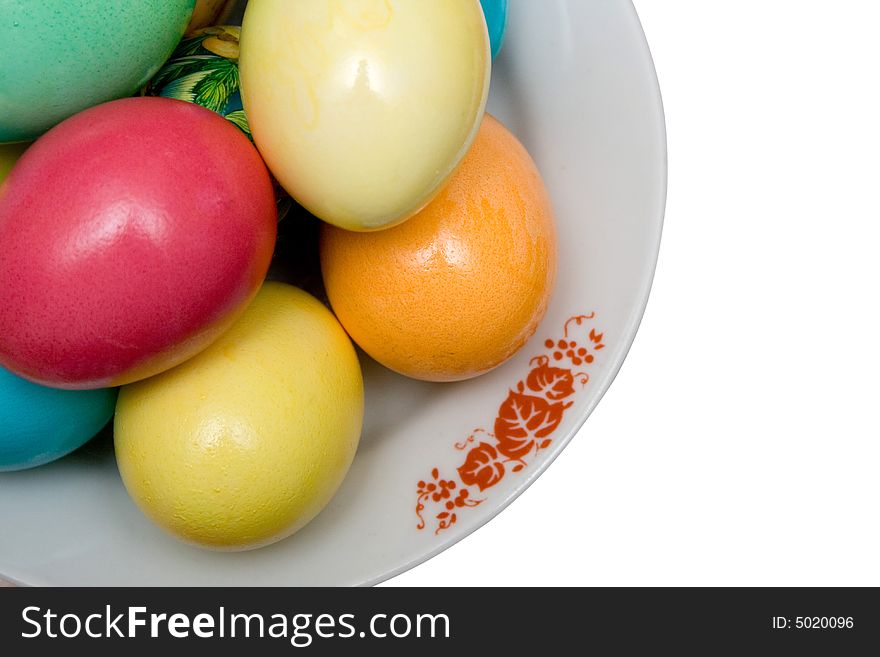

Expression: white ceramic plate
xmin=0 ymin=0 xmax=665 ymax=586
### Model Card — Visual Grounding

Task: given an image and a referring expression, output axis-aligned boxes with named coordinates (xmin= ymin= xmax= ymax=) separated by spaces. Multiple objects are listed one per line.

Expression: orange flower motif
xmin=416 ymin=314 xmax=605 ymax=534
xmin=494 ymin=392 xmax=569 ymax=461
xmin=526 ymin=362 xmax=577 ymax=401
xmin=458 ymin=442 xmax=505 ymax=491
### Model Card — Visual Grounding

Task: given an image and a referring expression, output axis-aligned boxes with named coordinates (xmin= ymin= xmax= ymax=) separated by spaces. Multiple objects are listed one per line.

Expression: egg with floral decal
xmin=147 ymin=25 xmax=251 ymax=139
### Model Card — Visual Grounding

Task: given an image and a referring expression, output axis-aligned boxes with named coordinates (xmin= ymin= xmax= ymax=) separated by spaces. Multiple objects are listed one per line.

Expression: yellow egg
xmin=114 ymin=283 xmax=364 ymax=551
xmin=239 ymin=0 xmax=491 ymax=231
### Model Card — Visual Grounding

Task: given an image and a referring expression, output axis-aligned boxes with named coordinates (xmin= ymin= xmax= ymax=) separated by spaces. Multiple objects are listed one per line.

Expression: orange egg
xmin=320 ymin=114 xmax=557 ymax=382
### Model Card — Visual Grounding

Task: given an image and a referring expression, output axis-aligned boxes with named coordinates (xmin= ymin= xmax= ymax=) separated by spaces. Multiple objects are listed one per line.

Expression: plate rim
xmin=362 ymin=0 xmax=668 ymax=587
xmin=0 ymin=0 xmax=667 ymax=588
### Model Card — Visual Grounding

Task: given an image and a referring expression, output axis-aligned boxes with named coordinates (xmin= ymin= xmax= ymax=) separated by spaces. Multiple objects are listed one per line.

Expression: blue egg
xmin=480 ymin=0 xmax=508 ymax=59
xmin=0 ymin=367 xmax=117 ymax=472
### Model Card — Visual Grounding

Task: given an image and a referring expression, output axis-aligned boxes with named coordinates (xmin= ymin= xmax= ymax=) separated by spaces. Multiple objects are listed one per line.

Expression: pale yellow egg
xmin=114 ymin=282 xmax=364 ymax=551
xmin=239 ymin=0 xmax=491 ymax=231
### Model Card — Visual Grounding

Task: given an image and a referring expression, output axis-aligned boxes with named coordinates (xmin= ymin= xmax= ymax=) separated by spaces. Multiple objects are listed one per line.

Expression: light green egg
xmin=0 ymin=0 xmax=195 ymax=143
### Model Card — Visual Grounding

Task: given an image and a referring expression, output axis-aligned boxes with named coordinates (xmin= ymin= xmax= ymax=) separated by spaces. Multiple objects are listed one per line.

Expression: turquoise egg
xmin=480 ymin=0 xmax=508 ymax=59
xmin=0 ymin=367 xmax=117 ymax=472
xmin=0 ymin=0 xmax=196 ymax=143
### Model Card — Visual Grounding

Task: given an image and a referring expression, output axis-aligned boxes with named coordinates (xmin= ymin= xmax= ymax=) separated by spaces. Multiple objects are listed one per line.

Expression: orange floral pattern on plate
xmin=416 ymin=314 xmax=605 ymax=534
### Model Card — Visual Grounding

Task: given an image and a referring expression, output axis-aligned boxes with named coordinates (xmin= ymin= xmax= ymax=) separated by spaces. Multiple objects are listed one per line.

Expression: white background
xmin=387 ymin=0 xmax=880 ymax=586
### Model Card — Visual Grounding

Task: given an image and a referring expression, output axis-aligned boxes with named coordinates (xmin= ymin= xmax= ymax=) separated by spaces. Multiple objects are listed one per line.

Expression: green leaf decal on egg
xmin=225 ymin=110 xmax=252 ymax=139
xmin=191 ymin=59 xmax=239 ymax=114
xmin=145 ymin=26 xmax=250 ymax=138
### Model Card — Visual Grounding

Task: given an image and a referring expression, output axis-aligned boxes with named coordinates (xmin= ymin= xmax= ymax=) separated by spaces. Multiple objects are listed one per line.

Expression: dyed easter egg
xmin=147 ymin=26 xmax=250 ymax=139
xmin=186 ymin=0 xmax=237 ymax=35
xmin=0 ymin=97 xmax=277 ymax=390
xmin=321 ymin=114 xmax=557 ymax=382
xmin=0 ymin=0 xmax=195 ymax=143
xmin=146 ymin=26 xmax=293 ymax=221
xmin=481 ymin=0 xmax=508 ymax=59
xmin=0 ymin=367 xmax=116 ymax=472
xmin=239 ymin=0 xmax=491 ymax=231
xmin=0 ymin=142 xmax=29 ymax=184
xmin=115 ymin=282 xmax=364 ymax=551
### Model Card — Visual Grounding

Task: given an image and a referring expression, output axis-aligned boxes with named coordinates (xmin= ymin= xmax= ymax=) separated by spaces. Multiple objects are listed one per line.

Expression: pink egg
xmin=0 ymin=97 xmax=277 ymax=389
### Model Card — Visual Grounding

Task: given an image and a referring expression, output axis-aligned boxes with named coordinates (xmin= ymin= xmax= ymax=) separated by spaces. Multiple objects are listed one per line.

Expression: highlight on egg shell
xmin=321 ymin=113 xmax=558 ymax=382
xmin=115 ymin=282 xmax=364 ymax=552
xmin=239 ymin=0 xmax=491 ymax=231
xmin=0 ymin=0 xmax=196 ymax=143
xmin=0 ymin=97 xmax=277 ymax=390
